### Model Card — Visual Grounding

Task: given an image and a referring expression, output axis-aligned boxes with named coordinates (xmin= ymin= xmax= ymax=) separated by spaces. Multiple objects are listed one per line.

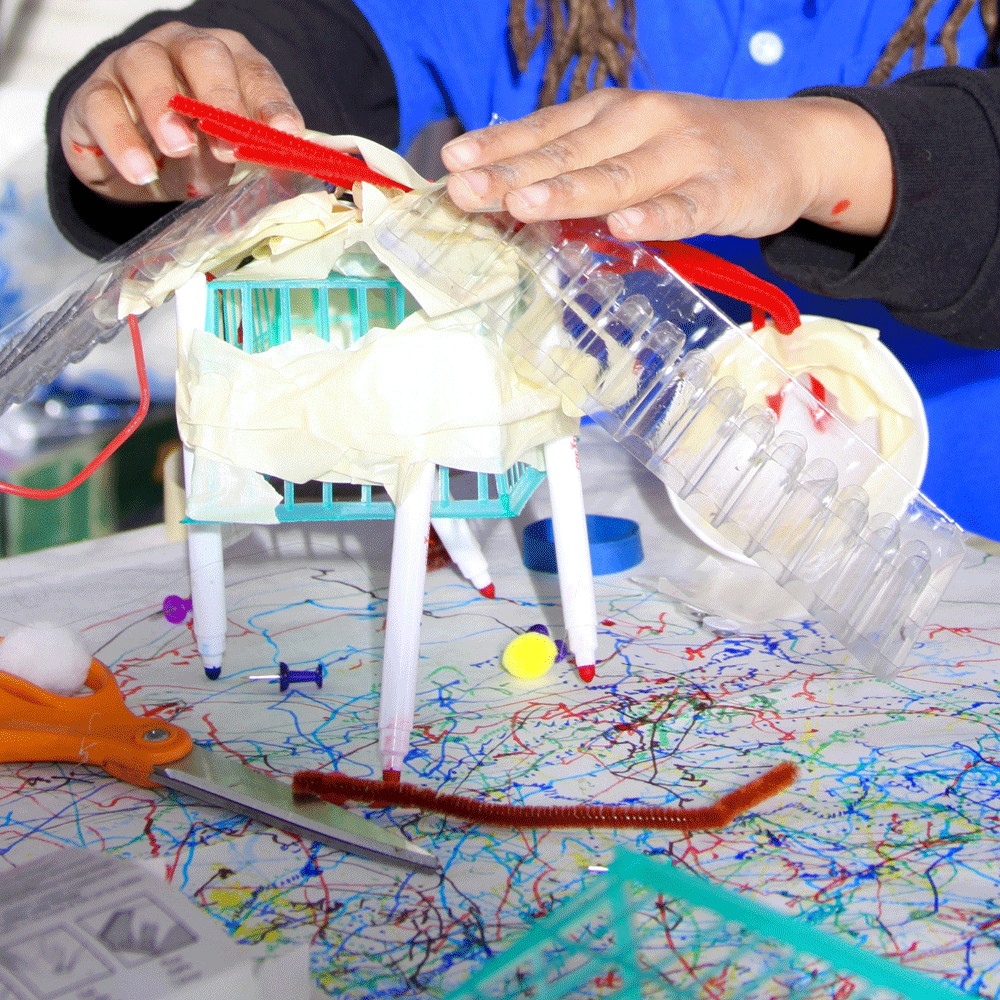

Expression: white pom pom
xmin=0 ymin=623 xmax=93 ymax=696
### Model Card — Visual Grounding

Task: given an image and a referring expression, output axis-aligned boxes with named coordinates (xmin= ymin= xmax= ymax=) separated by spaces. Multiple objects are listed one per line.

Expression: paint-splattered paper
xmin=1 ymin=427 xmax=997 ymax=999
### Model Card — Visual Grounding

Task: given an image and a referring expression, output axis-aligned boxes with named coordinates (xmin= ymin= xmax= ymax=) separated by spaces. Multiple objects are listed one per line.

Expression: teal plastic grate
xmin=444 ymin=847 xmax=968 ymax=1000
xmin=207 ymin=274 xmax=408 ymax=352
xmin=201 ymin=272 xmax=546 ymax=522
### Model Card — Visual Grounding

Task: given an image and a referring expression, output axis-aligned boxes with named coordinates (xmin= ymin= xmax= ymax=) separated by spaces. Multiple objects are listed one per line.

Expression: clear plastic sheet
xmin=370 ymin=184 xmax=967 ymax=678
xmin=0 ymin=169 xmax=323 ymax=414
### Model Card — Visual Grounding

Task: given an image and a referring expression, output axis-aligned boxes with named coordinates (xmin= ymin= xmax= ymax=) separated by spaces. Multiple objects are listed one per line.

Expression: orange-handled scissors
xmin=0 ymin=652 xmax=438 ymax=873
xmin=0 ymin=657 xmax=192 ymax=788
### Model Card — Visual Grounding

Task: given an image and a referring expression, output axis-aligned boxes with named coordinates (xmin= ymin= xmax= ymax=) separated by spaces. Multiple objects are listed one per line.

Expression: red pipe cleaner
xmin=557 ymin=220 xmax=800 ymax=334
xmin=293 ymin=761 xmax=797 ymax=830
xmin=168 ymin=94 xmax=412 ymax=192
xmin=646 ymin=239 xmax=800 ymax=334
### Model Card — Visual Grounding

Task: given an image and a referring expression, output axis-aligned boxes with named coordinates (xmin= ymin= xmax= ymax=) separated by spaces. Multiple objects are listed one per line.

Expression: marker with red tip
xmin=540 ymin=436 xmax=599 ymax=687
xmin=430 ymin=518 xmax=495 ymax=598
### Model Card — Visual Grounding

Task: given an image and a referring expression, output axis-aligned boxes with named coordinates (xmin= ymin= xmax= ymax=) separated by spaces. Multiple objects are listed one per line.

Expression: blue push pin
xmin=249 ymin=662 xmax=324 ymax=692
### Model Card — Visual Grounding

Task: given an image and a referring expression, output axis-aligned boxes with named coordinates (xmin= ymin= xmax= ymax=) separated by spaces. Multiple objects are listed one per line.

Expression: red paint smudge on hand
xmin=831 ymin=199 xmax=851 ymax=215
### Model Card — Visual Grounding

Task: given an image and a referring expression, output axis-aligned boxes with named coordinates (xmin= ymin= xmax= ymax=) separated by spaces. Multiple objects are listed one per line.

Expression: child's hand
xmin=441 ymin=89 xmax=892 ymax=242
xmin=59 ymin=22 xmax=304 ymax=204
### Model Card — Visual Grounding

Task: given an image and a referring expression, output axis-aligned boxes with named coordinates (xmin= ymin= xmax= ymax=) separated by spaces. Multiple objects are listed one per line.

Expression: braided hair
xmin=509 ymin=0 xmax=1000 ymax=106
xmin=867 ymin=0 xmax=998 ymax=83
xmin=508 ymin=0 xmax=637 ymax=107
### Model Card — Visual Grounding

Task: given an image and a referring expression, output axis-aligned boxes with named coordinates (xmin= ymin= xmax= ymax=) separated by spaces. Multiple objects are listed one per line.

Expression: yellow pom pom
xmin=502 ymin=631 xmax=558 ymax=679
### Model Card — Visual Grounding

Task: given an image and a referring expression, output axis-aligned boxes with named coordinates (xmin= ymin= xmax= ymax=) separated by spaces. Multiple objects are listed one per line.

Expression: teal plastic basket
xmin=445 ymin=848 xmax=968 ymax=1000
xmin=200 ymin=271 xmax=545 ymax=521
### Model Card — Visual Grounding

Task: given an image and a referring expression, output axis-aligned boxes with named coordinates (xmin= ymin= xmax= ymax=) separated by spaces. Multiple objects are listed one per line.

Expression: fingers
xmin=121 ymin=28 xmax=226 ymax=165
xmin=219 ymin=31 xmax=303 ymax=134
xmin=62 ymin=78 xmax=165 ymax=202
xmin=445 ymin=124 xmax=636 ymax=214
xmin=444 ymin=91 xmax=615 ymax=208
xmin=443 ymin=89 xmax=818 ymax=244
xmin=442 ymin=93 xmax=605 ymax=171
xmin=606 ymin=179 xmax=728 ymax=243
xmin=60 ymin=21 xmax=304 ymax=203
xmin=163 ymin=27 xmax=303 ymax=153
xmin=503 ymin=143 xmax=657 ymax=221
xmin=444 ymin=90 xmax=698 ymax=216
xmin=446 ymin=96 xmax=701 ymax=224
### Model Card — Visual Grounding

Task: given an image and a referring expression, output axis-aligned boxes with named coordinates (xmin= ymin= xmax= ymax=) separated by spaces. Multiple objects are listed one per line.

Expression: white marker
xmin=176 ymin=275 xmax=227 ymax=680
xmin=379 ymin=461 xmax=437 ymax=781
xmin=183 ymin=448 xmax=227 ymax=679
xmin=431 ymin=517 xmax=495 ymax=598
xmin=542 ymin=435 xmax=598 ymax=682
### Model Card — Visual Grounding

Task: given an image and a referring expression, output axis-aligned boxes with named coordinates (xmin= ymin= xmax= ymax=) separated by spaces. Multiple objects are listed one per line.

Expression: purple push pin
xmin=249 ymin=662 xmax=324 ymax=692
xmin=163 ymin=594 xmax=193 ymax=624
xmin=526 ymin=624 xmax=567 ymax=662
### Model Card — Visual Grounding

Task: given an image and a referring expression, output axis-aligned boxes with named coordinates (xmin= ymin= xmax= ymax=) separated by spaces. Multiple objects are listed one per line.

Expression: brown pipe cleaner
xmin=293 ymin=761 xmax=797 ymax=830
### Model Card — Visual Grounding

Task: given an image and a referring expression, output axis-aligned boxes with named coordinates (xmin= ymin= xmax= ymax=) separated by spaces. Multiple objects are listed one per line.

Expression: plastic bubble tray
xmin=443 ymin=847 xmax=966 ymax=1000
xmin=370 ymin=184 xmax=966 ymax=680
xmin=0 ymin=169 xmax=315 ymax=414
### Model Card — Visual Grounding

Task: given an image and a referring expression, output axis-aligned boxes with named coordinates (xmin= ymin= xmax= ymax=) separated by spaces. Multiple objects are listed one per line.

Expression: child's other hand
xmin=59 ymin=22 xmax=304 ymax=204
xmin=441 ymin=89 xmax=892 ymax=242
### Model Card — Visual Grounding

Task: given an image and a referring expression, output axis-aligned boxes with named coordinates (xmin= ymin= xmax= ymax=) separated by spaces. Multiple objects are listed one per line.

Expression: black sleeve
xmin=760 ymin=67 xmax=1000 ymax=349
xmin=46 ymin=0 xmax=399 ymax=258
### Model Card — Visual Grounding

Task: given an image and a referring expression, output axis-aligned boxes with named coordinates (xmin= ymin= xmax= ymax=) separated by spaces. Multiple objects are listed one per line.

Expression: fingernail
xmin=124 ymin=149 xmax=158 ymax=186
xmin=442 ymin=137 xmax=478 ymax=168
xmin=456 ymin=169 xmax=490 ymax=197
xmin=212 ymin=139 xmax=235 ymax=161
xmin=158 ymin=114 xmax=196 ymax=153
xmin=269 ymin=114 xmax=302 ymax=134
xmin=509 ymin=183 xmax=550 ymax=210
xmin=610 ymin=207 xmax=645 ymax=230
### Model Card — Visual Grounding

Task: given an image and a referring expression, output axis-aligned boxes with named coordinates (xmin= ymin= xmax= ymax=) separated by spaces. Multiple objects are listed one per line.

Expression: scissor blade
xmin=153 ymin=745 xmax=439 ymax=874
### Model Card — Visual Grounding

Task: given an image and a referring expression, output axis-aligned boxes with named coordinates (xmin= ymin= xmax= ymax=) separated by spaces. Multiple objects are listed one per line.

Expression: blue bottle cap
xmin=522 ymin=515 xmax=643 ymax=575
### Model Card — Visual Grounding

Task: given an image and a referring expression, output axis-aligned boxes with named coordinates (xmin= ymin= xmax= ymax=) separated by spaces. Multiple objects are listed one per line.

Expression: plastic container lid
xmin=523 ymin=515 xmax=644 ymax=575
xmin=667 ymin=315 xmax=931 ymax=568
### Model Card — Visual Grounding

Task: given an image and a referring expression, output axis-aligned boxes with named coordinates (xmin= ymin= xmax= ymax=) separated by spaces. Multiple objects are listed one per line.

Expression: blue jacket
xmin=354 ymin=0 xmax=988 ymax=150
